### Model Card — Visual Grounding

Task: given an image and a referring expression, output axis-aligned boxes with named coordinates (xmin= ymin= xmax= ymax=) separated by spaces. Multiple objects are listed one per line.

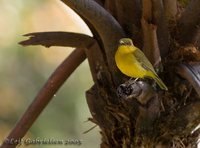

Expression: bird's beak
xmin=119 ymin=40 xmax=125 ymax=45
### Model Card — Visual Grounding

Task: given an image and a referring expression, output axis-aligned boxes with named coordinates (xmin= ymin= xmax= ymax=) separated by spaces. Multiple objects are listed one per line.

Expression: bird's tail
xmin=153 ymin=75 xmax=168 ymax=90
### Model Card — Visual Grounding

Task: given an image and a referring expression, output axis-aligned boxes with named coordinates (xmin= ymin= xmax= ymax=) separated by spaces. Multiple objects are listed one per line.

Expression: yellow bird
xmin=115 ymin=38 xmax=168 ymax=90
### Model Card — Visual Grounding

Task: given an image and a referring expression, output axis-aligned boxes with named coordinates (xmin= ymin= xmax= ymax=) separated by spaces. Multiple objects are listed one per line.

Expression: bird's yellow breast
xmin=115 ymin=46 xmax=147 ymax=78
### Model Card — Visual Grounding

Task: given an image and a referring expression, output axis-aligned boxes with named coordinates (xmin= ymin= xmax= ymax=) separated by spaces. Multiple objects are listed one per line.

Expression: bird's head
xmin=118 ymin=38 xmax=136 ymax=53
xmin=119 ymin=38 xmax=133 ymax=46
xmin=118 ymin=38 xmax=136 ymax=54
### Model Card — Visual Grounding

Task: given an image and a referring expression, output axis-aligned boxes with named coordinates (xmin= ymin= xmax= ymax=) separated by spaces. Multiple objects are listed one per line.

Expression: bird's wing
xmin=133 ymin=48 xmax=156 ymax=73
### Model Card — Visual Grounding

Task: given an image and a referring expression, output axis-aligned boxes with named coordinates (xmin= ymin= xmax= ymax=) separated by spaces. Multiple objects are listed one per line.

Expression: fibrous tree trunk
xmin=60 ymin=0 xmax=200 ymax=147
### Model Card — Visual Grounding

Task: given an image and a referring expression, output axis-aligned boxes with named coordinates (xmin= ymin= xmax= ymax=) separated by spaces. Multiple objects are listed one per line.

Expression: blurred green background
xmin=0 ymin=0 xmax=100 ymax=147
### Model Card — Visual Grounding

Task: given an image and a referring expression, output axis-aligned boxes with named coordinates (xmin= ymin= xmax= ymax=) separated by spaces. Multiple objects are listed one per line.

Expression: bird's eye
xmin=127 ymin=42 xmax=132 ymax=46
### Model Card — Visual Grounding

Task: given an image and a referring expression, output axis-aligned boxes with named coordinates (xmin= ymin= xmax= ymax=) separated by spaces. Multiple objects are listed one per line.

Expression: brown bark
xmin=178 ymin=0 xmax=200 ymax=47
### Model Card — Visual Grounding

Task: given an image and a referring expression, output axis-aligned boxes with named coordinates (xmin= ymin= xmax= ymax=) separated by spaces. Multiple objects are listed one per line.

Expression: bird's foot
xmin=128 ymin=78 xmax=139 ymax=85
